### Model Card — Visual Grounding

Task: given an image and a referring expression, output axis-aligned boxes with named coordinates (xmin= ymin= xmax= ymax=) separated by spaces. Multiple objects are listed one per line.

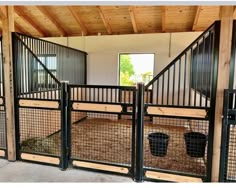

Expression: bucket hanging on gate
xmin=184 ymin=132 xmax=207 ymax=158
xmin=147 ymin=132 xmax=169 ymax=157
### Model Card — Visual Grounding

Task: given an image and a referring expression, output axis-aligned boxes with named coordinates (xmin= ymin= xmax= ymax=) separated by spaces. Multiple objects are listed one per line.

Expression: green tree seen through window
xmin=120 ymin=55 xmax=135 ymax=86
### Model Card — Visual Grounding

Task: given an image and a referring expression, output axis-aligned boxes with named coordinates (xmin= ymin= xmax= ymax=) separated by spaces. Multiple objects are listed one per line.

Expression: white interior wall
xmin=43 ymin=32 xmax=202 ymax=86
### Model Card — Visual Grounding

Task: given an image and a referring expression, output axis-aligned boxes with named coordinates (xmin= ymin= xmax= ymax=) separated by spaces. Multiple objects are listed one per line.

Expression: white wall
xmin=43 ymin=32 xmax=202 ymax=85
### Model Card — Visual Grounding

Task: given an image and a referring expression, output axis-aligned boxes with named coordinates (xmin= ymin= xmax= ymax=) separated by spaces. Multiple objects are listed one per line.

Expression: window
xmin=119 ymin=53 xmax=154 ymax=86
xmin=32 ymin=54 xmax=57 ymax=90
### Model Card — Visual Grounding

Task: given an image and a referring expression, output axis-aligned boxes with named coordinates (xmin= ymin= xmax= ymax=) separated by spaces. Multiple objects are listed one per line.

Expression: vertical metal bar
xmin=194 ymin=42 xmax=199 ymax=107
xmin=162 ymin=74 xmax=164 ymax=104
xmin=60 ymin=81 xmax=69 ymax=170
xmin=178 ymin=59 xmax=181 ymax=105
xmin=189 ymin=48 xmax=193 ymax=106
xmin=156 ymin=79 xmax=159 ymax=104
xmin=200 ymin=36 xmax=206 ymax=107
xmin=172 ymin=63 xmax=175 ymax=105
xmin=130 ymin=87 xmax=136 ymax=178
xmin=219 ymin=89 xmax=230 ymax=182
xmin=167 ymin=69 xmax=170 ymax=105
xmin=183 ymin=53 xmax=187 ymax=106
xmin=135 ymin=82 xmax=144 ymax=182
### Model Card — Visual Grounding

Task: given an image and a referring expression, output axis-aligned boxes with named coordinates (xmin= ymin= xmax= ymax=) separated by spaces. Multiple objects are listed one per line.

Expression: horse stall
xmin=10 ymin=19 xmax=221 ymax=182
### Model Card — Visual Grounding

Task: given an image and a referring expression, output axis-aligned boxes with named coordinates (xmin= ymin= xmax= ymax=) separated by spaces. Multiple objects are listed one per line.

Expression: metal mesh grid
xmin=225 ymin=124 xmax=236 ymax=181
xmin=19 ymin=107 xmax=61 ymax=157
xmin=144 ymin=116 xmax=209 ymax=176
xmin=0 ymin=105 xmax=6 ymax=149
xmin=71 ymin=111 xmax=133 ymax=166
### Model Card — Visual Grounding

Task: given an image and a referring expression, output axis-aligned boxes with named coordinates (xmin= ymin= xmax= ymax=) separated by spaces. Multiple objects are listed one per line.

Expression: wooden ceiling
xmin=0 ymin=6 xmax=229 ymax=37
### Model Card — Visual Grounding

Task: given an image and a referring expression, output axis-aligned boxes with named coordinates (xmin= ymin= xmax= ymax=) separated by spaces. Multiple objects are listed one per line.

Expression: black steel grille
xmin=0 ymin=106 xmax=6 ymax=149
xmin=144 ymin=117 xmax=209 ymax=177
xmin=19 ymin=107 xmax=61 ymax=157
xmin=71 ymin=112 xmax=132 ymax=166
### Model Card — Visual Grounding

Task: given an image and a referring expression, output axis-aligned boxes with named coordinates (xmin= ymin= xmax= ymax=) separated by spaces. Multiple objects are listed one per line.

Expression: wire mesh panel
xmin=0 ymin=106 xmax=6 ymax=151
xmin=220 ymin=90 xmax=236 ymax=182
xmin=19 ymin=108 xmax=61 ymax=157
xmin=144 ymin=116 xmax=209 ymax=178
xmin=69 ymin=85 xmax=136 ymax=175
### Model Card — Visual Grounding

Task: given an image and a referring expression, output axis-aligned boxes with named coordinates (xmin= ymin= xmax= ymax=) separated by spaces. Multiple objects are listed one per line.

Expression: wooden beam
xmin=2 ymin=6 xmax=16 ymax=161
xmin=72 ymin=102 xmax=122 ymax=113
xmin=21 ymin=153 xmax=60 ymax=165
xmin=147 ymin=107 xmax=207 ymax=118
xmin=67 ymin=6 xmax=88 ymax=36
xmin=14 ymin=6 xmax=47 ymax=37
xmin=97 ymin=6 xmax=112 ymax=34
xmin=73 ymin=160 xmax=129 ymax=174
xmin=146 ymin=171 xmax=203 ymax=182
xmin=36 ymin=6 xmax=67 ymax=37
xmin=211 ymin=6 xmax=234 ymax=182
xmin=192 ymin=6 xmax=202 ymax=31
xmin=14 ymin=22 xmax=31 ymax=35
xmin=128 ymin=6 xmax=138 ymax=33
xmin=161 ymin=6 xmax=166 ymax=32
xmin=19 ymin=100 xmax=59 ymax=109
xmin=0 ymin=6 xmax=7 ymax=19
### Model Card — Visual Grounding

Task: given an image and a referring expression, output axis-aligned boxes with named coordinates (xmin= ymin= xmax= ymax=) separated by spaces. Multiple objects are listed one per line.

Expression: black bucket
xmin=147 ymin=132 xmax=169 ymax=157
xmin=184 ymin=132 xmax=207 ymax=158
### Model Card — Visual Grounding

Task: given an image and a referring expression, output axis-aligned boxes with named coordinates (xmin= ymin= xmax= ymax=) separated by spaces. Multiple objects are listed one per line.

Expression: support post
xmin=1 ymin=6 xmax=16 ymax=161
xmin=135 ymin=82 xmax=144 ymax=182
xmin=211 ymin=6 xmax=234 ymax=182
xmin=60 ymin=81 xmax=69 ymax=170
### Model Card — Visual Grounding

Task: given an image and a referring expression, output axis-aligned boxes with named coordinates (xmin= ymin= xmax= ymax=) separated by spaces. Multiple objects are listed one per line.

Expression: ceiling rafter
xmin=67 ymin=6 xmax=88 ymax=36
xmin=36 ymin=6 xmax=67 ymax=37
xmin=15 ymin=22 xmax=31 ymax=35
xmin=161 ymin=6 xmax=166 ymax=32
xmin=0 ymin=6 xmax=7 ymax=20
xmin=192 ymin=6 xmax=202 ymax=31
xmin=14 ymin=6 xmax=47 ymax=37
xmin=97 ymin=6 xmax=112 ymax=35
xmin=129 ymin=6 xmax=138 ymax=33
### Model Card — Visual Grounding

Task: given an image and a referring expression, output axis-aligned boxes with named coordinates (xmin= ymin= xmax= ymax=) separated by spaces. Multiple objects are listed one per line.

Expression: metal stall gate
xmin=219 ymin=21 xmax=236 ymax=182
xmin=138 ymin=21 xmax=220 ymax=182
xmin=68 ymin=85 xmax=136 ymax=177
xmin=13 ymin=33 xmax=63 ymax=167
xmin=12 ymin=32 xmax=87 ymax=168
xmin=0 ymin=37 xmax=7 ymax=159
xmin=219 ymin=89 xmax=236 ymax=182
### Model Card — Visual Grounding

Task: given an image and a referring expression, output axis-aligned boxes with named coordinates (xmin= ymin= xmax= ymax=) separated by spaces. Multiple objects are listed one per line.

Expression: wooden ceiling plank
xmin=15 ymin=22 xmax=31 ymax=35
xmin=97 ymin=6 xmax=112 ymax=34
xmin=161 ymin=6 xmax=166 ymax=32
xmin=67 ymin=6 xmax=88 ymax=36
xmin=192 ymin=6 xmax=202 ymax=31
xmin=14 ymin=6 xmax=46 ymax=37
xmin=0 ymin=6 xmax=7 ymax=19
xmin=37 ymin=6 xmax=67 ymax=37
xmin=128 ymin=6 xmax=138 ymax=33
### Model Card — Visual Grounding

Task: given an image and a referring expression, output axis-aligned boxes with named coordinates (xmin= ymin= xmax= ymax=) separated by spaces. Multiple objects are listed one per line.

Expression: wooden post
xmin=1 ymin=6 xmax=16 ymax=161
xmin=211 ymin=6 xmax=234 ymax=182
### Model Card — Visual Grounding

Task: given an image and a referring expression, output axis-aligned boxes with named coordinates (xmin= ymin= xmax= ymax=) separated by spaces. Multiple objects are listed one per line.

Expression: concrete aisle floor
xmin=0 ymin=159 xmax=134 ymax=182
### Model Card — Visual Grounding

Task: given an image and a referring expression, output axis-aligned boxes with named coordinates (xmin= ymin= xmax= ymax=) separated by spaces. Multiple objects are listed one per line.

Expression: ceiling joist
xmin=15 ymin=22 xmax=31 ymax=35
xmin=14 ymin=6 xmax=47 ymax=37
xmin=0 ymin=6 xmax=7 ymax=20
xmin=161 ymin=6 xmax=166 ymax=32
xmin=37 ymin=6 xmax=67 ymax=37
xmin=192 ymin=6 xmax=202 ymax=31
xmin=67 ymin=6 xmax=88 ymax=36
xmin=129 ymin=6 xmax=138 ymax=33
xmin=97 ymin=6 xmax=112 ymax=35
